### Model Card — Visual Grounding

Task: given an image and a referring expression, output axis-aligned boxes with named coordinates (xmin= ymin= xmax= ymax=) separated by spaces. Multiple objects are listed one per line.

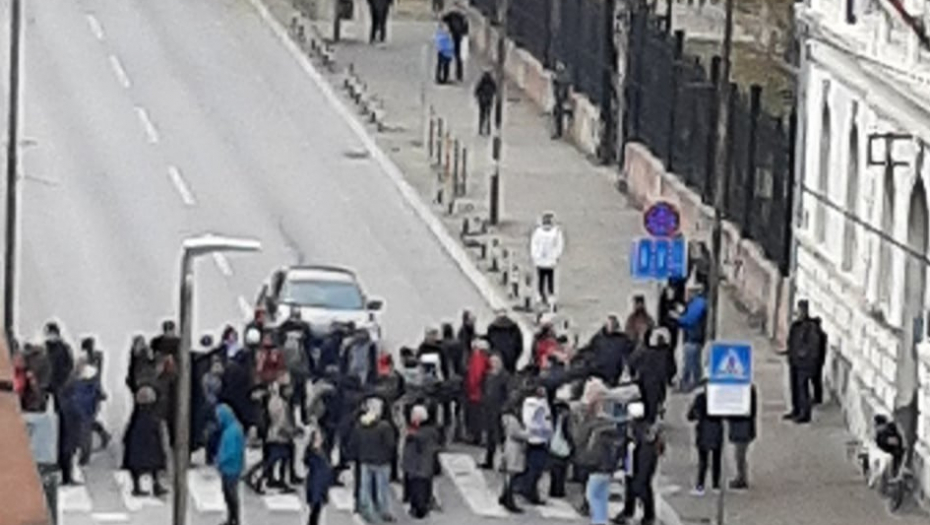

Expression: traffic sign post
xmin=707 ymin=342 xmax=753 ymax=416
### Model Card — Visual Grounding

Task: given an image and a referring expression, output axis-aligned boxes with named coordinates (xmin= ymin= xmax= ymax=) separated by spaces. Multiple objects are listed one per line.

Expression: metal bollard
xmin=452 ymin=139 xmax=460 ymax=199
xmin=489 ymin=238 xmax=501 ymax=272
xmin=428 ymin=111 xmax=435 ymax=161
xmin=479 ymin=238 xmax=488 ymax=260
xmin=510 ymin=266 xmax=521 ymax=300
xmin=523 ymin=272 xmax=534 ymax=311
xmin=458 ymin=147 xmax=468 ymax=197
xmin=436 ymin=119 xmax=444 ymax=165
xmin=297 ymin=25 xmax=306 ymax=45
xmin=461 ymin=217 xmax=470 ymax=237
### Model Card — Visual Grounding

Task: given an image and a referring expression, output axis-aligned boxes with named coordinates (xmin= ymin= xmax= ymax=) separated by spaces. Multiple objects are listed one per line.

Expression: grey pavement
xmin=273 ymin=2 xmax=929 ymax=523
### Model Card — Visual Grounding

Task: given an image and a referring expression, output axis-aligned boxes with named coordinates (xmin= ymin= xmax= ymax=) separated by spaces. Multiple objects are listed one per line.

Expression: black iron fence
xmin=625 ymin=11 xmax=795 ymax=273
xmin=469 ymin=0 xmax=612 ymax=104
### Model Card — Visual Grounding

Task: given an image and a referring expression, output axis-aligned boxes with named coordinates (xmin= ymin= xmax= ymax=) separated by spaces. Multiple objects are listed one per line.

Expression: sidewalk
xmin=260 ymin=1 xmax=926 ymax=523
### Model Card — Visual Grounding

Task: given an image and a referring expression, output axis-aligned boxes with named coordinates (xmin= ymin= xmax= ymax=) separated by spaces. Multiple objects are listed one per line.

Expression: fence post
xmin=453 ymin=139 xmax=460 ymax=200
xmin=436 ymin=118 xmax=444 ymax=166
xmin=428 ymin=109 xmax=435 ymax=161
xmin=459 ymin=147 xmax=468 ymax=196
xmin=742 ymin=84 xmax=762 ymax=237
xmin=666 ymin=30 xmax=685 ymax=171
xmin=703 ymin=55 xmax=722 ymax=203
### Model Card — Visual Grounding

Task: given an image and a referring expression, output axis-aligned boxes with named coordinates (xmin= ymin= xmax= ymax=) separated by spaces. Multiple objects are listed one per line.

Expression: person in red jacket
xmin=464 ymin=339 xmax=491 ymax=444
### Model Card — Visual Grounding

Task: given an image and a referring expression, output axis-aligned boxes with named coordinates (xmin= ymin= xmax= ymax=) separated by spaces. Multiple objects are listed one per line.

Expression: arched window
xmin=815 ymin=103 xmax=832 ymax=243
xmin=842 ymin=125 xmax=860 ymax=272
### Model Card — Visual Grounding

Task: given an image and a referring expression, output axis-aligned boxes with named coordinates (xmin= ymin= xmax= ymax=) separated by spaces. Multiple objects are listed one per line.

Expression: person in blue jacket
xmin=216 ymin=404 xmax=245 ymax=525
xmin=434 ymin=22 xmax=454 ymax=84
xmin=304 ymin=430 xmax=333 ymax=525
xmin=673 ymin=283 xmax=708 ymax=392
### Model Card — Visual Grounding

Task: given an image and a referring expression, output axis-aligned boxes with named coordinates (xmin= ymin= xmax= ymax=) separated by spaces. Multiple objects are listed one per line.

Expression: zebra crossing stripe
xmin=188 ymin=468 xmax=227 ymax=512
xmin=113 ymin=471 xmax=165 ymax=511
xmin=329 ymin=486 xmax=355 ymax=511
xmin=59 ymin=484 xmax=93 ymax=512
xmin=536 ymin=498 xmax=581 ymax=520
xmin=438 ymin=453 xmax=508 ymax=518
xmin=263 ymin=493 xmax=303 ymax=512
xmin=91 ymin=512 xmax=130 ymax=523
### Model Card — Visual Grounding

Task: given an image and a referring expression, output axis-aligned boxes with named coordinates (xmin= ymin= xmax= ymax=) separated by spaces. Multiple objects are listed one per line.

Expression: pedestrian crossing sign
xmin=708 ymin=342 xmax=752 ymax=385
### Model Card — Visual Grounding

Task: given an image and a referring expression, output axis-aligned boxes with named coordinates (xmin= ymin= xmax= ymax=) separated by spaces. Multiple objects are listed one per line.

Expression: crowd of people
xmin=8 ymin=264 xmax=784 ymax=525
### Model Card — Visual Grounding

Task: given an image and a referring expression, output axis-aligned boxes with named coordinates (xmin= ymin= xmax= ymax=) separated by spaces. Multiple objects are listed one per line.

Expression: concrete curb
xmin=245 ymin=0 xmax=534 ymax=353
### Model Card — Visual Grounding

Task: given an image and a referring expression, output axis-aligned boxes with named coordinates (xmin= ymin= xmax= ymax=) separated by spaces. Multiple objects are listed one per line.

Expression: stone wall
xmin=464 ymin=5 xmax=604 ymax=158
xmin=624 ymin=141 xmax=791 ymax=343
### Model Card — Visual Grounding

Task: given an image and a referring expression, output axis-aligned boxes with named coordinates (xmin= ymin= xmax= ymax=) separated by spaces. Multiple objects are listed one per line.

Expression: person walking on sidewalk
xmin=303 ymin=430 xmax=333 ymax=525
xmin=434 ymin=22 xmax=455 ymax=85
xmin=727 ymin=384 xmax=757 ymax=490
xmin=474 ymin=71 xmax=497 ymax=136
xmin=687 ymin=383 xmax=723 ymax=496
xmin=530 ymin=212 xmax=565 ymax=309
xmin=80 ymin=337 xmax=111 ymax=453
xmin=441 ymin=8 xmax=469 ymax=81
xmin=613 ymin=419 xmax=663 ymax=525
xmin=624 ymin=294 xmax=655 ymax=347
xmin=368 ymin=0 xmax=393 ymax=43
xmin=784 ymin=300 xmax=820 ymax=424
xmin=499 ymin=399 xmax=528 ymax=513
xmin=550 ymin=62 xmax=571 ymax=139
xmin=674 ymin=283 xmax=708 ymax=392
xmin=122 ymin=386 xmax=168 ymax=497
xmin=216 ymin=404 xmax=246 ymax=525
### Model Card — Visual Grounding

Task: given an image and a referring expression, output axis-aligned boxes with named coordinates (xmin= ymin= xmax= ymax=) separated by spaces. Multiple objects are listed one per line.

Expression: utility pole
xmin=489 ymin=0 xmax=508 ymax=226
xmin=4 ymin=0 xmax=22 ymax=343
xmin=706 ymin=0 xmax=735 ymax=519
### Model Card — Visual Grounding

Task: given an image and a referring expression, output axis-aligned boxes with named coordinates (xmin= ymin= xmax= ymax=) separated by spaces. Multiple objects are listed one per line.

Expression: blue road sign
xmin=630 ymin=237 xmax=688 ymax=280
xmin=709 ymin=342 xmax=752 ymax=385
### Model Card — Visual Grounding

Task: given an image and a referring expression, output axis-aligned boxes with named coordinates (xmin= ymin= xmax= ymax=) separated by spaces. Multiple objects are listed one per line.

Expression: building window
xmin=816 ymin=103 xmax=832 ymax=243
xmin=879 ymin=166 xmax=895 ymax=306
xmin=842 ymin=125 xmax=860 ymax=272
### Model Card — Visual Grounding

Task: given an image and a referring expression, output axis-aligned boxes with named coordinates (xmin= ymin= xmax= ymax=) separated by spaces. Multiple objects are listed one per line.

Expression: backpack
xmin=283 ymin=331 xmax=307 ymax=372
xmin=548 ymin=414 xmax=571 ymax=458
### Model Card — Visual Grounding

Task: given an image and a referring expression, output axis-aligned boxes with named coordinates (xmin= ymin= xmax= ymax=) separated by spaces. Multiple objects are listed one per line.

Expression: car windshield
xmin=280 ymin=279 xmax=365 ymax=310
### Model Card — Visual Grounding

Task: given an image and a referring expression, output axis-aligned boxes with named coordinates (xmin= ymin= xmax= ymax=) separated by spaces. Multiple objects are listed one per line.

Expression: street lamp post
xmin=489 ymin=0 xmax=508 ymax=226
xmin=172 ymin=234 xmax=261 ymax=525
xmin=4 ymin=0 xmax=22 ymax=344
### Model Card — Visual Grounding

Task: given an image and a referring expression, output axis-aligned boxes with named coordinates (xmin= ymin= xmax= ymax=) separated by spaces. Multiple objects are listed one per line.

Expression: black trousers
xmin=478 ymin=103 xmax=492 ymax=136
xmin=548 ymin=456 xmax=569 ymax=498
xmin=452 ymin=36 xmax=464 ymax=81
xmin=811 ymin=364 xmax=824 ymax=404
xmin=407 ymin=476 xmax=433 ymax=518
xmin=620 ymin=476 xmax=655 ymax=522
xmin=308 ymin=502 xmax=322 ymax=525
xmin=789 ymin=365 xmax=813 ymax=420
xmin=552 ymin=98 xmax=566 ymax=138
xmin=537 ymin=267 xmax=555 ymax=303
xmin=222 ymin=475 xmax=240 ymax=525
xmin=696 ymin=447 xmax=722 ymax=489
xmin=515 ymin=444 xmax=547 ymax=500
xmin=436 ymin=54 xmax=451 ymax=84
xmin=369 ymin=11 xmax=387 ymax=42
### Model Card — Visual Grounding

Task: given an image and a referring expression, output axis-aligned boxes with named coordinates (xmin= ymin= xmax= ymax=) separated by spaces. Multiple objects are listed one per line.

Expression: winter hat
xmin=80 ymin=365 xmax=98 ymax=381
xmin=245 ymin=328 xmax=261 ymax=346
xmin=136 ymin=386 xmax=157 ymax=405
xmin=649 ymin=327 xmax=671 ymax=347
xmin=582 ymin=378 xmax=607 ymax=406
xmin=472 ymin=339 xmax=490 ymax=352
xmin=411 ymin=405 xmax=429 ymax=425
xmin=627 ymin=401 xmax=645 ymax=420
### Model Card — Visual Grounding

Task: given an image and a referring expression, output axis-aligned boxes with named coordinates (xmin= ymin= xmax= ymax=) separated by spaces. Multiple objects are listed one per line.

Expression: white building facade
xmin=794 ymin=0 xmax=930 ymax=498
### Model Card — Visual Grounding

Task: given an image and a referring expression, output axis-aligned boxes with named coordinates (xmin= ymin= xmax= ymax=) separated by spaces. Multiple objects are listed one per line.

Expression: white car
xmin=257 ymin=265 xmax=384 ymax=339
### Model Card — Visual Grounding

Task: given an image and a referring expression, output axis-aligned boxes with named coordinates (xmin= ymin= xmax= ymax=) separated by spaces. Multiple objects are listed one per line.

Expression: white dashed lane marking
xmin=135 ymin=106 xmax=160 ymax=144
xmin=86 ymin=14 xmax=105 ymax=40
xmin=108 ymin=55 xmax=131 ymax=88
xmin=167 ymin=165 xmax=196 ymax=206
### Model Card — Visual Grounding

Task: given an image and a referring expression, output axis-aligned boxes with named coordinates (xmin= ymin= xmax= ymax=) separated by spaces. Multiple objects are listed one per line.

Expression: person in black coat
xmin=479 ymin=353 xmax=510 ymax=469
xmin=614 ymin=422 xmax=663 ymax=525
xmin=457 ymin=310 xmax=477 ymax=363
xmin=785 ymin=300 xmax=821 ymax=424
xmin=587 ymin=316 xmax=633 ymax=386
xmin=727 ymin=385 xmax=757 ymax=489
xmin=122 ymin=386 xmax=168 ymax=496
xmin=44 ymin=322 xmax=74 ymax=408
xmin=441 ymin=9 xmax=469 ymax=81
xmin=57 ymin=377 xmax=82 ymax=486
xmin=304 ymin=430 xmax=332 ymax=525
xmin=486 ymin=311 xmax=524 ymax=374
xmin=629 ymin=328 xmax=671 ymax=423
xmin=687 ymin=385 xmax=723 ymax=493
xmin=657 ymin=281 xmax=681 ymax=384
xmin=219 ymin=351 xmax=256 ymax=433
xmin=812 ymin=317 xmax=827 ymax=405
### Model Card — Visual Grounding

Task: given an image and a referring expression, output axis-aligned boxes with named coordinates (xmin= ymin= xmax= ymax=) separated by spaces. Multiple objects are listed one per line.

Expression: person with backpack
xmin=278 ymin=309 xmax=313 ymax=425
xmin=581 ymin=417 xmax=623 ymax=525
xmin=613 ymin=420 xmax=663 ymax=525
xmin=547 ymin=400 xmax=573 ymax=498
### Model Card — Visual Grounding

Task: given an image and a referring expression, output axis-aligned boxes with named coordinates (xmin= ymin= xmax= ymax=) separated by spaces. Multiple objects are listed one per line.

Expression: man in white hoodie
xmin=514 ymin=385 xmax=552 ymax=505
xmin=530 ymin=212 xmax=565 ymax=307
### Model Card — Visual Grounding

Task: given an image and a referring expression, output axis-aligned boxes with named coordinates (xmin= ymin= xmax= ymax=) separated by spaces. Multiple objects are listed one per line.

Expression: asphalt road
xmin=1 ymin=0 xmax=542 ymax=522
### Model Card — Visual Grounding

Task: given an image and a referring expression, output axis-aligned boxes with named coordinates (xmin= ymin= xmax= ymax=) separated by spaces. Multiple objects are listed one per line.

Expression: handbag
xmin=461 ymin=37 xmax=470 ymax=62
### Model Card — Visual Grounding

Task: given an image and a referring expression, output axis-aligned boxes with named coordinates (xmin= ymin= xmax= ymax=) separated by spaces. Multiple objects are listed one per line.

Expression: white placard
xmin=707 ymin=384 xmax=751 ymax=417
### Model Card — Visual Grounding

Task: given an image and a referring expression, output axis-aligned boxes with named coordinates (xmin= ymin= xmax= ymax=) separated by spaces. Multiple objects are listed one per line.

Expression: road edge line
xmin=244 ymin=0 xmax=532 ymax=340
